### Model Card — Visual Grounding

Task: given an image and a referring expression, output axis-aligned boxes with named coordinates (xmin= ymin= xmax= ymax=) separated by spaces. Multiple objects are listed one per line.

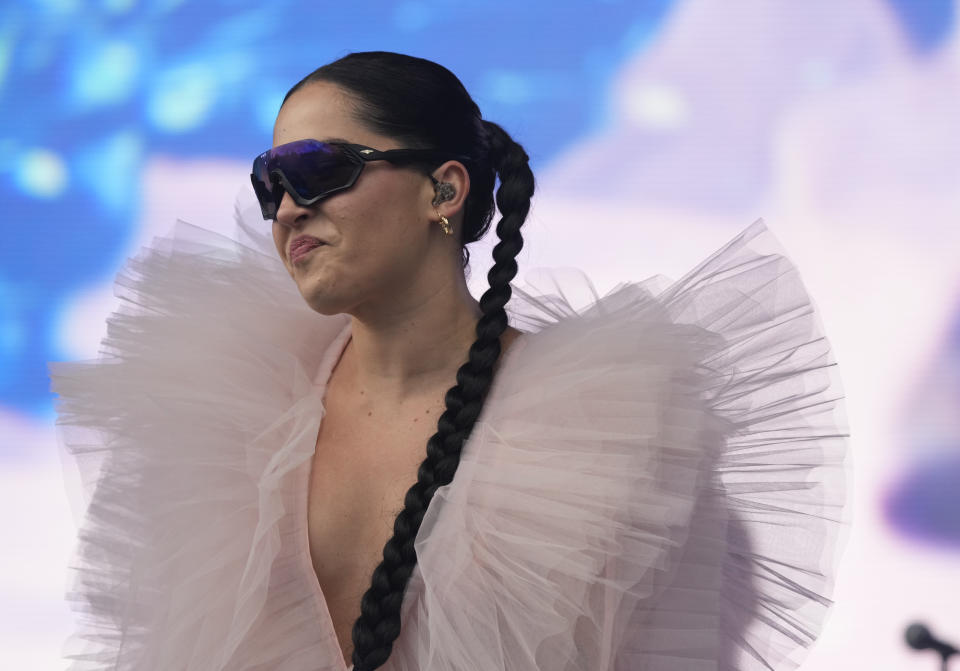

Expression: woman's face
xmin=271 ymin=81 xmax=441 ymax=317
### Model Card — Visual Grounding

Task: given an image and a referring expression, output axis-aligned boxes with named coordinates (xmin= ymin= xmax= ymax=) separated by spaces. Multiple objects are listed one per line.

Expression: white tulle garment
xmin=49 ymin=197 xmax=850 ymax=671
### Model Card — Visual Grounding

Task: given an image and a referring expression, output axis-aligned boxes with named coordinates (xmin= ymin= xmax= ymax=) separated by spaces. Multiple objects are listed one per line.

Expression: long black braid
xmin=281 ymin=52 xmax=535 ymax=670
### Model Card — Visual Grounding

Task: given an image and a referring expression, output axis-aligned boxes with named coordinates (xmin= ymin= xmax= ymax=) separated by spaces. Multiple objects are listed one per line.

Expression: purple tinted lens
xmin=250 ymin=173 xmax=275 ymax=218
xmin=268 ymin=140 xmax=360 ymax=199
xmin=250 ymin=140 xmax=364 ymax=219
xmin=251 ymin=150 xmax=278 ymax=217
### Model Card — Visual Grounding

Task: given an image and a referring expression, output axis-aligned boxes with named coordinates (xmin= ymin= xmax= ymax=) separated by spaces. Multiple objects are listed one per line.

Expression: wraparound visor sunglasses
xmin=250 ymin=139 xmax=470 ymax=220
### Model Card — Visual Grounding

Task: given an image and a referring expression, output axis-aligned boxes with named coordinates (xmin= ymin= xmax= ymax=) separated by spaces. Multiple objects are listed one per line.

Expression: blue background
xmin=0 ymin=0 xmax=953 ymax=416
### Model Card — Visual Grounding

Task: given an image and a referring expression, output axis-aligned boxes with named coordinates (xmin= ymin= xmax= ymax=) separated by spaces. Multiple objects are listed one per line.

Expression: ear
xmin=427 ymin=160 xmax=470 ymax=221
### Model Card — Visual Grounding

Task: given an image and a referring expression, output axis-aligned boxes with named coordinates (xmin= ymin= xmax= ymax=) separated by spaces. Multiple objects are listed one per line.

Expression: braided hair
xmin=282 ymin=51 xmax=535 ymax=671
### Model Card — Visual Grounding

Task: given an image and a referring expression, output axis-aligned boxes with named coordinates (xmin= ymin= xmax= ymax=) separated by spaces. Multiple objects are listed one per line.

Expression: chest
xmin=305 ymin=388 xmax=446 ymax=662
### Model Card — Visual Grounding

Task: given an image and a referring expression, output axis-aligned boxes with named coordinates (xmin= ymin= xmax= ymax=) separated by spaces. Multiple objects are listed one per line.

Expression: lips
xmin=289 ymin=236 xmax=325 ymax=263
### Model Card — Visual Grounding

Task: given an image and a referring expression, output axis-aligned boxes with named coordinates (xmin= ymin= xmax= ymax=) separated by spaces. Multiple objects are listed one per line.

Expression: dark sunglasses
xmin=250 ymin=139 xmax=469 ymax=220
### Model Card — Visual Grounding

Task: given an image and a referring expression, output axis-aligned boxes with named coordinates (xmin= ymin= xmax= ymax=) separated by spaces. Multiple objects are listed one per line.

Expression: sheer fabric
xmin=49 ymin=195 xmax=850 ymax=670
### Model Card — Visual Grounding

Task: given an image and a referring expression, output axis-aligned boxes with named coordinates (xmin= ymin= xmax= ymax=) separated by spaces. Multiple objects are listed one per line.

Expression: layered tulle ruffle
xmin=50 ymin=195 xmax=849 ymax=671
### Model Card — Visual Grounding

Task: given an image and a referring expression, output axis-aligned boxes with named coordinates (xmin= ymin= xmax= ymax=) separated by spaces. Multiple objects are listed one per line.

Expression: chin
xmin=297 ymin=285 xmax=345 ymax=317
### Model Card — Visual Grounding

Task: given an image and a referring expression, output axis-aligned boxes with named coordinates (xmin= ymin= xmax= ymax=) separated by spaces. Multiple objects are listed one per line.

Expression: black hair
xmin=282 ymin=51 xmax=534 ymax=671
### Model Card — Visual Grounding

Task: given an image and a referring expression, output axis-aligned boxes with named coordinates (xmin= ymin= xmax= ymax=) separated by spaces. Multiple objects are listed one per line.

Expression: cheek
xmin=331 ymin=184 xmax=420 ymax=246
xmin=325 ymin=201 xmax=423 ymax=291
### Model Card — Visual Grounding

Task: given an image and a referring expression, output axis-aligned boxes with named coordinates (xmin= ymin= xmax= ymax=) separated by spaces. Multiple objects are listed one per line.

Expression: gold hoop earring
xmin=435 ymin=209 xmax=452 ymax=236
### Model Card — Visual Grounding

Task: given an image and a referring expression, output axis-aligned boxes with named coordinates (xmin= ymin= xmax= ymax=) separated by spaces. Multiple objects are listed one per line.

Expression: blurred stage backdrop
xmin=3 ymin=0 xmax=959 ymax=668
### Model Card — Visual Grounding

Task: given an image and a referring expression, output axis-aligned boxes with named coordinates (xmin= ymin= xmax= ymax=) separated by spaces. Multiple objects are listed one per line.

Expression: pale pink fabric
xmin=49 ymin=200 xmax=850 ymax=670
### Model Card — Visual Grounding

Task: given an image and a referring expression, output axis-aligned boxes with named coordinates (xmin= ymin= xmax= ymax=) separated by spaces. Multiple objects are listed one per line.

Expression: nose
xmin=274 ymin=189 xmax=314 ymax=228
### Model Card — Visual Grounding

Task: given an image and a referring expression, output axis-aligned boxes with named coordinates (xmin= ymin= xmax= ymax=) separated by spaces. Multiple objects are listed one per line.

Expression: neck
xmin=330 ymin=256 xmax=525 ymax=408
xmin=341 ymin=301 xmax=484 ymax=407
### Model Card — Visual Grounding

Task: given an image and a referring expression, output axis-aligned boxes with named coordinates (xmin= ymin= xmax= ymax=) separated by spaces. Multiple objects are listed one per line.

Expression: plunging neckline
xmin=296 ymin=319 xmax=356 ymax=671
xmin=295 ymin=319 xmax=529 ymax=671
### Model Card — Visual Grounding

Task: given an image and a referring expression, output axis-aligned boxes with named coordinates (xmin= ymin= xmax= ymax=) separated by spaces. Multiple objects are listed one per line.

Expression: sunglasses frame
xmin=251 ymin=139 xmax=470 ymax=220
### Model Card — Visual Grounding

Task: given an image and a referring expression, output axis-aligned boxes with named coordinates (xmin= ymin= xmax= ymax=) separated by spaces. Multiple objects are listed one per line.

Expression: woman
xmin=50 ymin=51 xmax=849 ymax=671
